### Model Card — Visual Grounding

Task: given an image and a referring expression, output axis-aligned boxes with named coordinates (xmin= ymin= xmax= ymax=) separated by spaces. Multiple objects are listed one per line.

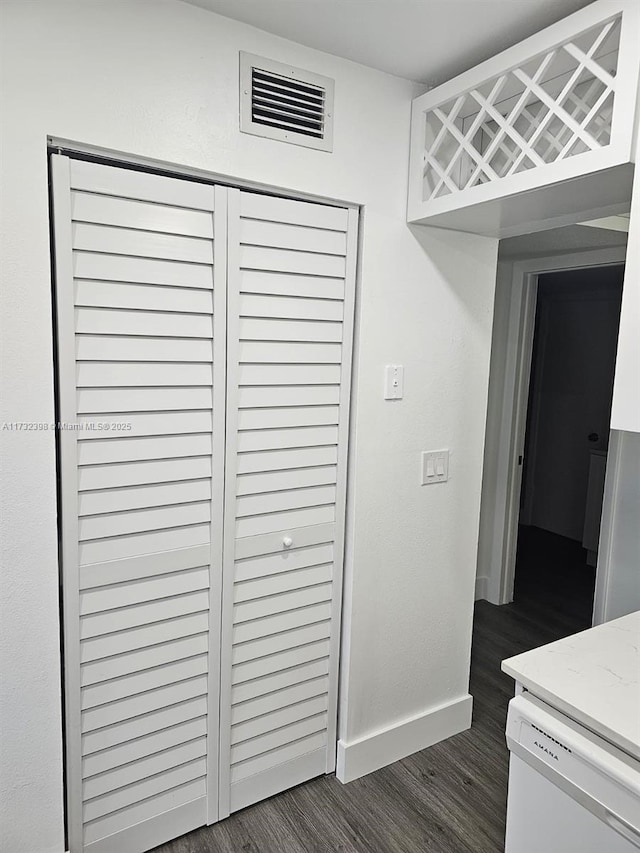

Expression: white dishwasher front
xmin=505 ymin=693 xmax=640 ymax=853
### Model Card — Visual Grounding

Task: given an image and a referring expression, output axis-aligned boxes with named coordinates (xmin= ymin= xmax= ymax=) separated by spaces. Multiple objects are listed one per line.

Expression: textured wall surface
xmin=611 ymin=122 xmax=640 ymax=432
xmin=0 ymin=2 xmax=497 ymax=849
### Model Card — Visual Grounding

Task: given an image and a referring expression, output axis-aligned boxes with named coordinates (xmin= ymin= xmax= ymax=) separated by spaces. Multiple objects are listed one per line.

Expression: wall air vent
xmin=240 ymin=52 xmax=334 ymax=152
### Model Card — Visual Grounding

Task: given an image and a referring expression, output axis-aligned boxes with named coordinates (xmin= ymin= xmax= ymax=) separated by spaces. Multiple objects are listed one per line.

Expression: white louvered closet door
xmin=219 ymin=189 xmax=358 ymax=816
xmin=52 ymin=157 xmax=227 ymax=853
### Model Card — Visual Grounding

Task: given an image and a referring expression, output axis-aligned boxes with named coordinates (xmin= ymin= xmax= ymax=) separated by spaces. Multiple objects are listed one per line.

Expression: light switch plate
xmin=384 ymin=365 xmax=404 ymax=400
xmin=421 ymin=450 xmax=449 ymax=485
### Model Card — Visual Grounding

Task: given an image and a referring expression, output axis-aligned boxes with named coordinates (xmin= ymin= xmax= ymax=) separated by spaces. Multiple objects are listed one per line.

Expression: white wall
xmin=594 ymin=430 xmax=640 ymax=623
xmin=476 ymin=260 xmax=516 ymax=603
xmin=0 ymin=2 xmax=498 ymax=850
xmin=611 ymin=91 xmax=640 ymax=433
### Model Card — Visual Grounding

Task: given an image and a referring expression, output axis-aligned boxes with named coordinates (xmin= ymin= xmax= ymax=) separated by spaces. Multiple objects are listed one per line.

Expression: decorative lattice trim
xmin=422 ymin=16 xmax=621 ymax=201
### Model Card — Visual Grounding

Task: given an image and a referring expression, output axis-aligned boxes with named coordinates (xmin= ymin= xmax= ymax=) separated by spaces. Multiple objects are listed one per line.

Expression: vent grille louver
xmin=240 ymin=53 xmax=334 ymax=152
xmin=252 ymin=68 xmax=325 ymax=139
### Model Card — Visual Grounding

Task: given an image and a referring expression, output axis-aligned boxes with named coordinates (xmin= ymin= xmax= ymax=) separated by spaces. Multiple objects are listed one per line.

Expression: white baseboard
xmin=336 ymin=693 xmax=473 ymax=784
xmin=475 ymin=575 xmax=489 ymax=601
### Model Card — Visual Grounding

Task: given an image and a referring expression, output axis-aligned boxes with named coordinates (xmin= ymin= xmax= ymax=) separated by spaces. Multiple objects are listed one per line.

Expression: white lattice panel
xmin=423 ymin=17 xmax=620 ymax=200
xmin=408 ymin=0 xmax=640 ymax=235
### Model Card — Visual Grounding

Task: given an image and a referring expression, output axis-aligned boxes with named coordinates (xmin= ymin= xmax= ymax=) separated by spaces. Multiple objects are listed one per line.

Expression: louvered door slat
xmin=82 ymin=712 xmax=208 ymax=774
xmin=76 ymin=337 xmax=214 ymax=365
xmin=219 ymin=189 xmax=357 ymax=816
xmin=83 ymin=778 xmax=207 ymax=848
xmin=77 ymin=411 xmax=213 ymax=439
xmin=78 ymin=479 xmax=212 ymax=515
xmin=72 ymin=222 xmax=214 ymax=263
xmin=232 ymin=603 xmax=333 ymax=649
xmin=240 ymin=269 xmax=345 ymax=300
xmin=240 ymin=219 xmax=347 ymax=255
xmin=79 ymin=545 xmax=212 ymax=589
xmin=80 ymin=592 xmax=210 ymax=641
xmin=231 ymin=675 xmax=329 ymax=724
xmin=231 ymin=657 xmax=330 ymax=705
xmin=53 ymin=156 xmax=225 ymax=853
xmin=239 ymin=316 xmax=343 ymax=342
xmin=236 ymin=466 xmax=337 ymax=495
xmin=71 ymin=191 xmax=214 ymax=237
xmin=240 ymin=245 xmax=345 ymax=278
xmin=79 ymin=565 xmax=210 ymax=611
xmin=239 ymin=293 xmax=344 ymax=321
xmin=73 ymin=252 xmax=214 ymax=288
xmin=81 ymin=676 xmax=209 ymax=734
xmin=77 ymin=362 xmax=213 ymax=387
xmin=83 ymin=737 xmax=208 ymax=802
xmin=235 ymin=562 xmax=333 ymax=602
xmin=77 ymin=434 xmax=213 ymax=466
xmin=79 ymin=525 xmax=212 ymax=565
xmin=76 ymin=307 xmax=213 ymax=337
xmin=69 ymin=159 xmax=216 ymax=209
xmin=80 ymin=611 xmax=209 ymax=660
xmin=74 ymin=280 xmax=214 ymax=313
xmin=81 ymin=634 xmax=210 ymax=686
xmin=77 ymin=457 xmax=212 ymax=492
xmin=238 ymin=340 xmax=342 ymax=364
xmin=239 ymin=191 xmax=348 ymax=231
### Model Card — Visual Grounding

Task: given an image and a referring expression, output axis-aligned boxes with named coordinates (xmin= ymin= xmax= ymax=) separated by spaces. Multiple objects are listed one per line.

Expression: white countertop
xmin=502 ymin=610 xmax=640 ymax=761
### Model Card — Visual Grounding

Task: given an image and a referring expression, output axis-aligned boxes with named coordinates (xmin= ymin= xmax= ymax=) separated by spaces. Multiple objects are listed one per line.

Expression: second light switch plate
xmin=421 ymin=450 xmax=449 ymax=484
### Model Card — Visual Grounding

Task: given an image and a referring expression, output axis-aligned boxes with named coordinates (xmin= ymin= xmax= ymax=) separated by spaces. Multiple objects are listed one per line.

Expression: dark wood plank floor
xmin=156 ymin=526 xmax=594 ymax=853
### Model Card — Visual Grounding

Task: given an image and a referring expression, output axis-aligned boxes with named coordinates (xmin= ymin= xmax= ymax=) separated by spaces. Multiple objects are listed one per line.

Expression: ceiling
xmin=181 ymin=0 xmax=594 ymax=85
xmin=579 ymin=214 xmax=631 ymax=232
xmin=500 ymin=223 xmax=628 ymax=259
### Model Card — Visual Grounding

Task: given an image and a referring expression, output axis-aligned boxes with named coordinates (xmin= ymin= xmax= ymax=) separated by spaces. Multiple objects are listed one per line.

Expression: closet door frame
xmin=328 ymin=206 xmax=358 ymax=767
xmin=51 ymin=143 xmax=361 ymax=844
xmin=52 ymin=153 xmax=84 ymax=853
xmin=52 ymin=156 xmax=229 ymax=850
xmin=217 ymin=188 xmax=358 ymax=819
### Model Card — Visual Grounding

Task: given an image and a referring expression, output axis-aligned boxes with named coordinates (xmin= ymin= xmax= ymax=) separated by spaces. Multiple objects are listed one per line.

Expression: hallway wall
xmin=521 ymin=267 xmax=624 ymax=541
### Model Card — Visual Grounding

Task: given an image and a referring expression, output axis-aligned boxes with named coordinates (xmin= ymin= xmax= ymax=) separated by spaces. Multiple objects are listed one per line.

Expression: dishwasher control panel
xmin=506 ymin=693 xmax=640 ymax=842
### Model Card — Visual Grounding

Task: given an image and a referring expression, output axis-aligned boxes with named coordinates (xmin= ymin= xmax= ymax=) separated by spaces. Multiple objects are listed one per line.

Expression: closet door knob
xmin=283 ymin=536 xmax=293 ymax=549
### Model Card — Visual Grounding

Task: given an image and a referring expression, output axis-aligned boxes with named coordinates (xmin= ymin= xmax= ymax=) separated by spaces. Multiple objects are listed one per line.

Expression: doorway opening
xmin=513 ymin=264 xmax=624 ymax=630
xmin=474 ymin=220 xmax=630 ymax=648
